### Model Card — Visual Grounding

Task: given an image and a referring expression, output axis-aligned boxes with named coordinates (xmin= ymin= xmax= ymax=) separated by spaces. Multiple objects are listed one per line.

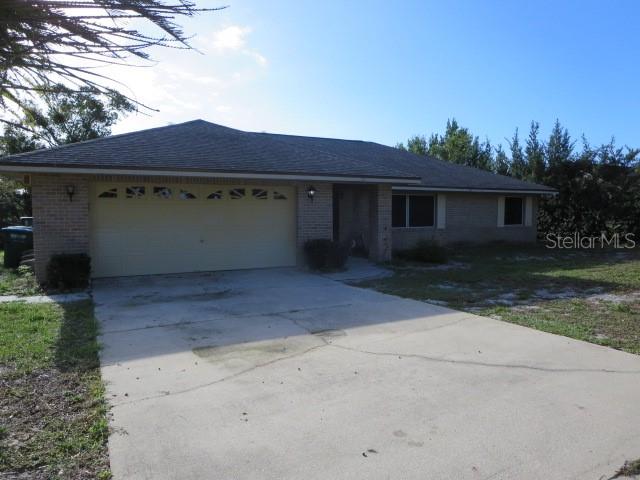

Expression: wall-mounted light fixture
xmin=307 ymin=185 xmax=316 ymax=201
xmin=65 ymin=184 xmax=75 ymax=202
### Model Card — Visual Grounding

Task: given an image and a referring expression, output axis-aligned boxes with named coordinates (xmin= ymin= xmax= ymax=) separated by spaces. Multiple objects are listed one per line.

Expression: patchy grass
xmin=482 ymin=299 xmax=640 ymax=354
xmin=610 ymin=458 xmax=640 ymax=479
xmin=0 ymin=251 xmax=42 ymax=296
xmin=0 ymin=301 xmax=111 ymax=479
xmin=360 ymin=244 xmax=640 ymax=354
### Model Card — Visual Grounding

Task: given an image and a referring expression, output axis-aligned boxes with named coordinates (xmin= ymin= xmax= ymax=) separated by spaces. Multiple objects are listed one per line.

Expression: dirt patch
xmin=0 ymin=366 xmax=110 ymax=479
xmin=532 ymin=288 xmax=579 ymax=300
xmin=587 ymin=292 xmax=640 ymax=304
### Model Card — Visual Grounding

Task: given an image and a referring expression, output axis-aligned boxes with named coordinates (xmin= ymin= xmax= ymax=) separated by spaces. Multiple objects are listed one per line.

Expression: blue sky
xmin=112 ymin=0 xmax=640 ymax=150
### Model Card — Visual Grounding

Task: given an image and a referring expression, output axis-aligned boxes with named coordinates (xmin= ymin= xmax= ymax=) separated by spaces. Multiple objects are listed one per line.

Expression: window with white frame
xmin=504 ymin=197 xmax=524 ymax=225
xmin=392 ymin=194 xmax=435 ymax=228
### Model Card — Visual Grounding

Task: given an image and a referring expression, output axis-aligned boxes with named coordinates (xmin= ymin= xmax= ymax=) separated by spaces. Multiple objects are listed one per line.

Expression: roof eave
xmin=0 ymin=164 xmax=421 ymax=185
xmin=392 ymin=185 xmax=558 ymax=195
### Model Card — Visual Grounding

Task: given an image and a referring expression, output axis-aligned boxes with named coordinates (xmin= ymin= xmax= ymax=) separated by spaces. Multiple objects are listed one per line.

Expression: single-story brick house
xmin=0 ymin=120 xmax=555 ymax=281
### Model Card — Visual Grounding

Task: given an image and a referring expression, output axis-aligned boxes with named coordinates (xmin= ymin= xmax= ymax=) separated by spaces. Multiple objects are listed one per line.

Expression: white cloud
xmin=211 ymin=25 xmax=251 ymax=51
xmin=203 ymin=25 xmax=268 ymax=67
xmin=249 ymin=51 xmax=268 ymax=67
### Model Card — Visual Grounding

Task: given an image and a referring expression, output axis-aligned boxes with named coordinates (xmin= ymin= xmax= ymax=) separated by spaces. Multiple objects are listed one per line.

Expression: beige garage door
xmin=89 ymin=182 xmax=296 ymax=277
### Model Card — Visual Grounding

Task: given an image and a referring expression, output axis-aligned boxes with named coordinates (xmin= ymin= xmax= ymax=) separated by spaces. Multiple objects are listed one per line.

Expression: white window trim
xmin=525 ymin=196 xmax=533 ymax=227
xmin=392 ymin=193 xmax=436 ymax=229
xmin=436 ymin=194 xmax=446 ymax=229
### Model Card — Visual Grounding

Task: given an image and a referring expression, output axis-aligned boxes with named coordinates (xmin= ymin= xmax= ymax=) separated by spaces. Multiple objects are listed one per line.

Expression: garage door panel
xmin=89 ymin=183 xmax=296 ymax=277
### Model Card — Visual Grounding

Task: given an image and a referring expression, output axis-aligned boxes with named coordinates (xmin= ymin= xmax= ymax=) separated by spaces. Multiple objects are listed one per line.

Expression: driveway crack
xmin=328 ymin=344 xmax=640 ymax=374
xmin=114 ymin=342 xmax=329 ymax=407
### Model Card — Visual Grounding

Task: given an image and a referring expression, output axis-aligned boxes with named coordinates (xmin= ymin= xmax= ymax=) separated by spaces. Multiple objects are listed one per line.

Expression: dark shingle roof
xmin=0 ymin=120 xmax=416 ymax=181
xmin=0 ymin=119 xmax=555 ymax=192
xmin=260 ymin=133 xmax=556 ymax=192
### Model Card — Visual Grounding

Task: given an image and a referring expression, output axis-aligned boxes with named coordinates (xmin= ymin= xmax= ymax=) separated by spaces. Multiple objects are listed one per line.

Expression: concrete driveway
xmin=94 ymin=268 xmax=640 ymax=480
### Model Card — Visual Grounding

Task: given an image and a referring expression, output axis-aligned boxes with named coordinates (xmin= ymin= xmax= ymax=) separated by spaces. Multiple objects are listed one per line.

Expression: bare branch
xmin=0 ymin=0 xmax=225 ymax=116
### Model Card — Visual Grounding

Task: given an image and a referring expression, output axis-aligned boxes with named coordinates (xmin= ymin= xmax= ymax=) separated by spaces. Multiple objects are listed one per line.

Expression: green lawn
xmin=0 ymin=250 xmax=42 ymax=296
xmin=359 ymin=244 xmax=640 ymax=354
xmin=0 ymin=301 xmax=111 ymax=479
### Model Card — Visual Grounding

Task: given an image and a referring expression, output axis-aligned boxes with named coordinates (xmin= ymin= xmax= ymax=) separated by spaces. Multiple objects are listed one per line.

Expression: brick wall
xmin=31 ymin=174 xmax=90 ymax=282
xmin=369 ymin=184 xmax=392 ymax=261
xmin=392 ymin=192 xmax=538 ymax=250
xmin=295 ymin=182 xmax=333 ymax=249
xmin=30 ymin=175 xmax=400 ymax=278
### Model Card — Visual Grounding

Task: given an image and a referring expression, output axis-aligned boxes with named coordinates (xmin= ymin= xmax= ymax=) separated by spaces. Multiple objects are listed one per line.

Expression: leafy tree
xmin=508 ymin=128 xmax=528 ymax=179
xmin=0 ymin=177 xmax=30 ymax=229
xmin=0 ymin=88 xmax=134 ymax=227
xmin=1 ymin=1 xmax=223 ymax=123
xmin=405 ymin=135 xmax=429 ymax=156
xmin=1 ymin=88 xmax=134 ymax=150
xmin=404 ymin=119 xmax=493 ymax=171
xmin=538 ymin=136 xmax=640 ymax=238
xmin=525 ymin=121 xmax=545 ymax=182
xmin=0 ymin=126 xmax=38 ymax=156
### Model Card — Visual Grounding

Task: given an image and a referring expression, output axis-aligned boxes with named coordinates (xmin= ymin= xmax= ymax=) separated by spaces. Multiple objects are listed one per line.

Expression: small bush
xmin=304 ymin=239 xmax=349 ymax=271
xmin=396 ymin=239 xmax=448 ymax=264
xmin=46 ymin=254 xmax=91 ymax=291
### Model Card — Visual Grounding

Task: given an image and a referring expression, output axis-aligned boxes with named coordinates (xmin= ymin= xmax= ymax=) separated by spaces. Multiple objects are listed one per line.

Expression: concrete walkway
xmin=94 ymin=269 xmax=640 ymax=480
xmin=321 ymin=257 xmax=392 ymax=282
xmin=0 ymin=292 xmax=90 ymax=304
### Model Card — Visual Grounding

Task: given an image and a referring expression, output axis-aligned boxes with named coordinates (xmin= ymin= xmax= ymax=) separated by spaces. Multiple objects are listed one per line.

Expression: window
xmin=392 ymin=195 xmax=407 ymax=227
xmin=504 ymin=197 xmax=524 ymax=225
xmin=126 ymin=186 xmax=145 ymax=199
xmin=179 ymin=189 xmax=196 ymax=200
xmin=273 ymin=191 xmax=287 ymax=200
xmin=153 ymin=186 xmax=172 ymax=199
xmin=207 ymin=190 xmax=223 ymax=200
xmin=392 ymin=194 xmax=435 ymax=228
xmin=98 ymin=188 xmax=117 ymax=198
xmin=409 ymin=196 xmax=434 ymax=227
xmin=252 ymin=188 xmax=268 ymax=200
xmin=229 ymin=188 xmax=245 ymax=199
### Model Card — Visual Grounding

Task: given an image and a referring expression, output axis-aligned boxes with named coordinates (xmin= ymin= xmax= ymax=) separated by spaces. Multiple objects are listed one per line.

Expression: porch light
xmin=307 ymin=185 xmax=316 ymax=201
xmin=65 ymin=184 xmax=75 ymax=202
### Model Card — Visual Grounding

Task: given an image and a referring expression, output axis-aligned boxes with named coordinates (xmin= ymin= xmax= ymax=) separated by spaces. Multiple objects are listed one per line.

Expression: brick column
xmin=31 ymin=174 xmax=90 ymax=282
xmin=296 ymin=182 xmax=333 ymax=261
xmin=369 ymin=184 xmax=392 ymax=261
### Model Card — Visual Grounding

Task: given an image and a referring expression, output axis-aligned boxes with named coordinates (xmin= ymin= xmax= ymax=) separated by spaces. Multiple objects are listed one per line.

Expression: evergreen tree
xmin=525 ymin=121 xmax=546 ymax=182
xmin=423 ymin=119 xmax=494 ymax=171
xmin=494 ymin=144 xmax=511 ymax=176
xmin=470 ymin=137 xmax=494 ymax=171
xmin=547 ymin=119 xmax=574 ymax=168
xmin=508 ymin=128 xmax=527 ymax=179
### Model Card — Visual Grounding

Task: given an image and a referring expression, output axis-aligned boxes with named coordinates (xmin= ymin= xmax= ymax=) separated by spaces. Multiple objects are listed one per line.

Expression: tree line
xmin=398 ymin=119 xmax=640 ymax=239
